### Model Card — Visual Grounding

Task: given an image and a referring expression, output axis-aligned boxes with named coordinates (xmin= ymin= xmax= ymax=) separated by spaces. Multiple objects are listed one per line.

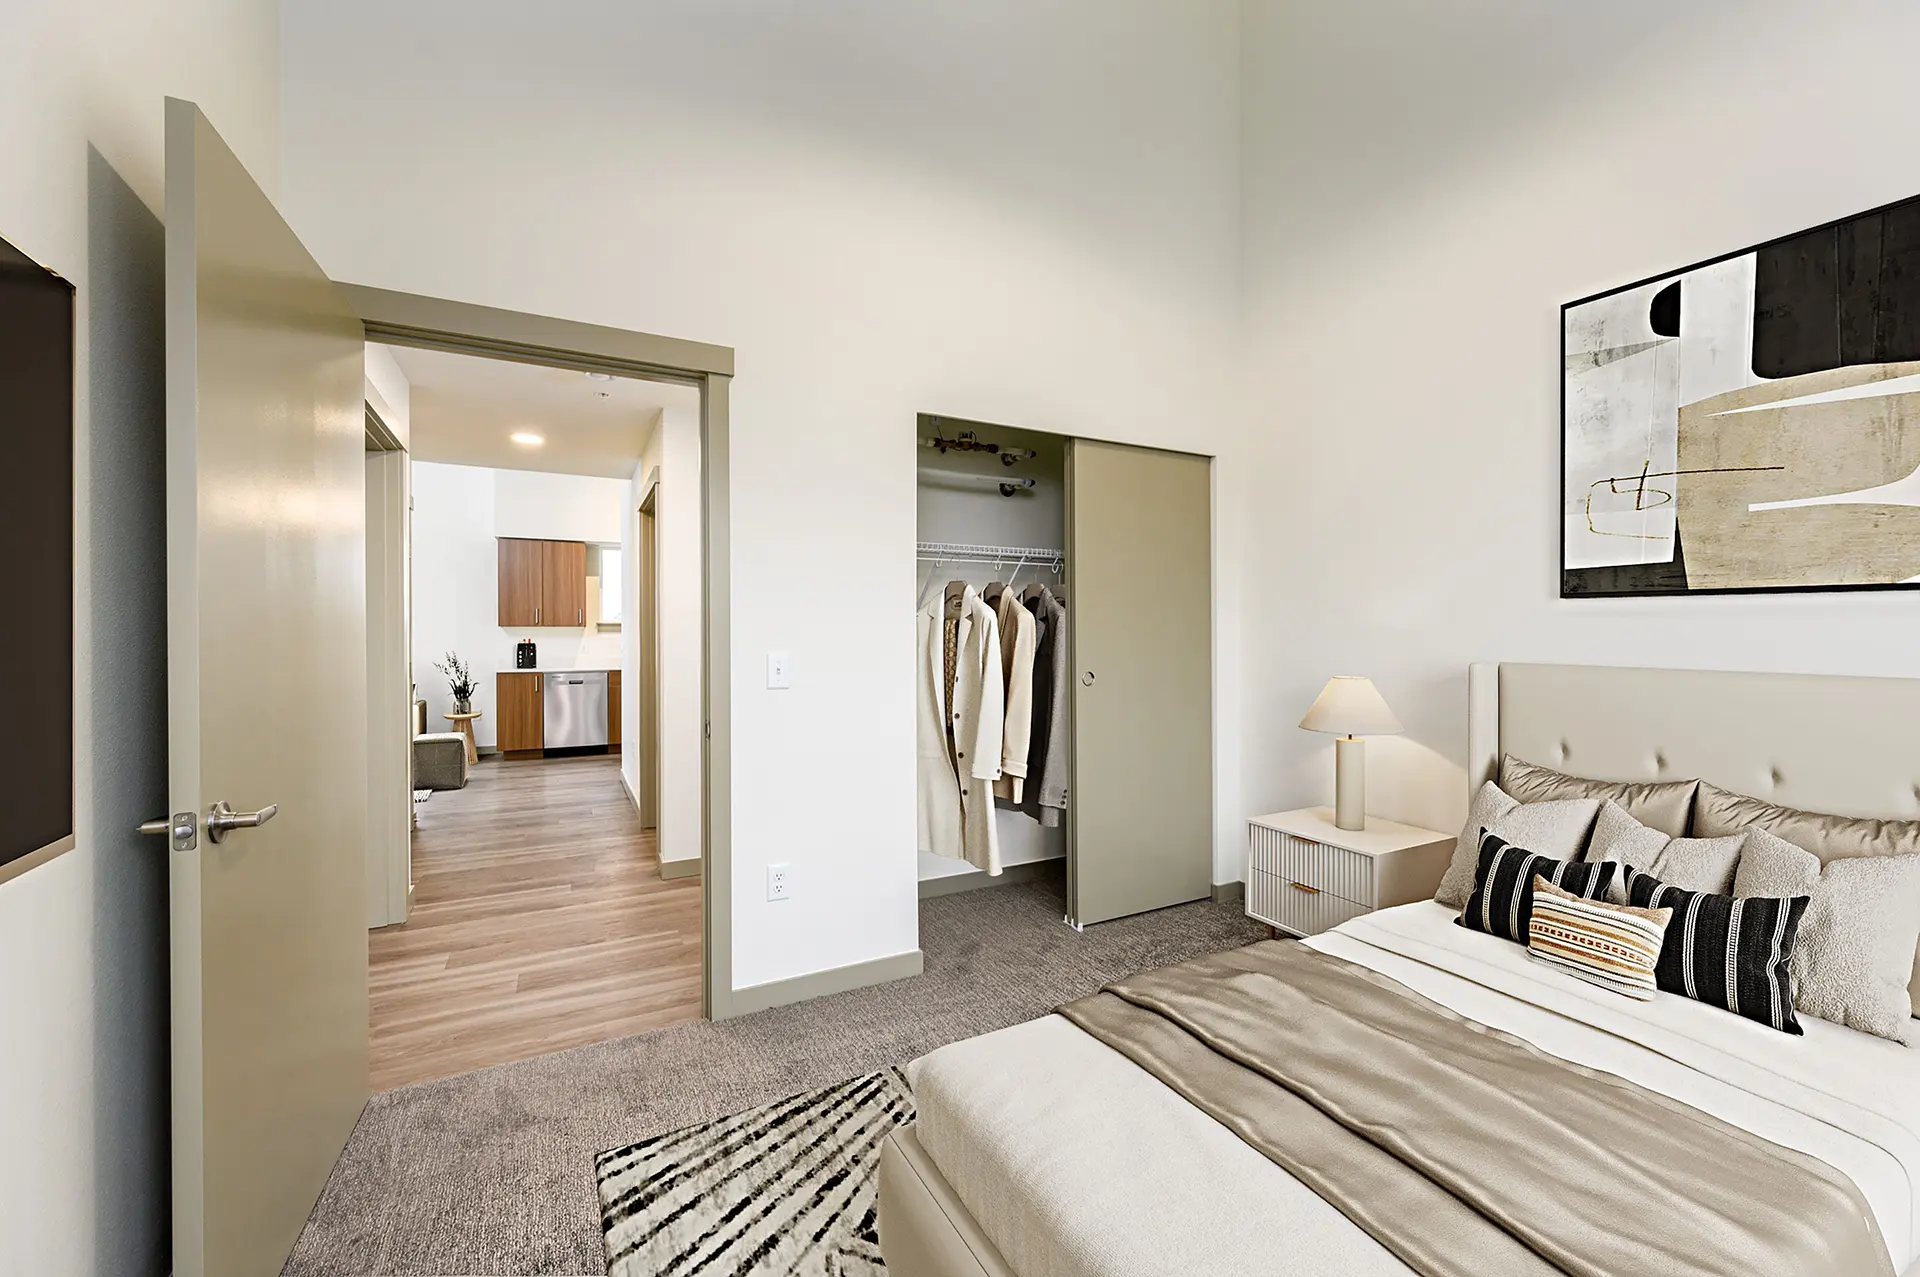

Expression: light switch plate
xmin=767 ymin=863 xmax=792 ymax=901
xmin=766 ymin=650 xmax=791 ymax=689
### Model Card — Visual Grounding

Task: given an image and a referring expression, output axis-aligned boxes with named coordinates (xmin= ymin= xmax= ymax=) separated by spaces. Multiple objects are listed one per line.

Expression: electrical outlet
xmin=766 ymin=650 xmax=791 ymax=689
xmin=767 ymin=863 xmax=792 ymax=901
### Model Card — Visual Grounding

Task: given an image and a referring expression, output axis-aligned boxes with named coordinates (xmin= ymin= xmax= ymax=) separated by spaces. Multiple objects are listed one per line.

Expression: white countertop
xmin=500 ymin=667 xmax=618 ymax=674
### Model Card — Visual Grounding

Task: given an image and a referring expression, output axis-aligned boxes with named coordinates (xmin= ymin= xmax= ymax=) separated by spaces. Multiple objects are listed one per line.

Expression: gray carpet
xmin=283 ymin=875 xmax=1266 ymax=1275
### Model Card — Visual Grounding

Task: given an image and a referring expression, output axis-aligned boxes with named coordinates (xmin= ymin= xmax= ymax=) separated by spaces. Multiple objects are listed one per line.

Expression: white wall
xmin=281 ymin=0 xmax=1245 ymax=993
xmin=1238 ymin=1 xmax=1920 ymax=846
xmin=622 ymin=402 xmax=705 ymax=867
xmin=0 ymin=2 xmax=279 ymax=1271
xmin=411 ymin=461 xmax=629 ymax=744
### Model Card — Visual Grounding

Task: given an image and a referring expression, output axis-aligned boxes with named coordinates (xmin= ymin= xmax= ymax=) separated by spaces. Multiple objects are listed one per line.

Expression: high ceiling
xmin=381 ymin=343 xmax=696 ymax=478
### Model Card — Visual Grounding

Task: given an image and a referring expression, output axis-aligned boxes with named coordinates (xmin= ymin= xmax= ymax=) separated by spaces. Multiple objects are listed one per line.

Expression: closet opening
xmin=916 ymin=413 xmax=1216 ymax=928
xmin=917 ymin=417 xmax=1070 ymax=903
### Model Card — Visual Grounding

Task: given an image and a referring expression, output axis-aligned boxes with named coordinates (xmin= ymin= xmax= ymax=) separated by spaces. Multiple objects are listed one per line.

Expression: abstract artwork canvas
xmin=1562 ymin=195 xmax=1920 ymax=596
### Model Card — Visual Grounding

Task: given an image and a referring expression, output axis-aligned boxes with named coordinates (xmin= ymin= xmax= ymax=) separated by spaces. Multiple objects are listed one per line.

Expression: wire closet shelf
xmin=915 ymin=541 xmax=1064 ymax=572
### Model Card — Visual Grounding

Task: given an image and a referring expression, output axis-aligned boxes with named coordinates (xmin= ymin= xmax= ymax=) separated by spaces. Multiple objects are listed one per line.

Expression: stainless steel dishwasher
xmin=542 ymin=671 xmax=609 ymax=749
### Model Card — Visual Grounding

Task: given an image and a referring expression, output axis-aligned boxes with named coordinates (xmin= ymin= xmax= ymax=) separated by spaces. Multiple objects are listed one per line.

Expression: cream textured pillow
xmin=1733 ymin=827 xmax=1920 ymax=1044
xmin=1499 ymin=756 xmax=1698 ymax=837
xmin=1434 ymin=784 xmax=1599 ymax=910
xmin=1584 ymin=800 xmax=1746 ymax=904
xmin=1527 ymin=875 xmax=1671 ymax=1001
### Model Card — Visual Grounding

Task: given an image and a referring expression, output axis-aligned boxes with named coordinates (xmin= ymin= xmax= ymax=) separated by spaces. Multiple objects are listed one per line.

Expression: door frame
xmin=637 ymin=472 xmax=662 ymax=831
xmin=363 ymin=420 xmax=411 ymax=928
xmin=343 ymin=284 xmax=736 ymax=1020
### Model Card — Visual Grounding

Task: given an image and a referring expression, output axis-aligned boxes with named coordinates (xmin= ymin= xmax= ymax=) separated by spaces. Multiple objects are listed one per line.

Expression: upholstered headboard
xmin=1467 ymin=663 xmax=1920 ymax=824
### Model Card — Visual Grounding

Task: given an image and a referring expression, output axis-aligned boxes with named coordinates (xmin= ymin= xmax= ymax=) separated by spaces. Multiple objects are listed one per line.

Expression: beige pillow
xmin=1695 ymin=781 xmax=1920 ymax=1017
xmin=1501 ymin=755 xmax=1698 ymax=837
xmin=1435 ymin=782 xmax=1599 ymax=909
xmin=1584 ymin=800 xmax=1746 ymax=904
xmin=1733 ymin=827 xmax=1920 ymax=1044
xmin=1527 ymin=875 xmax=1671 ymax=1001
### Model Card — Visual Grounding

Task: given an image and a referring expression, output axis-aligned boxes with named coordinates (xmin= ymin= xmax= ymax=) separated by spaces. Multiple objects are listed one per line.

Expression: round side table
xmin=443 ymin=711 xmax=482 ymax=765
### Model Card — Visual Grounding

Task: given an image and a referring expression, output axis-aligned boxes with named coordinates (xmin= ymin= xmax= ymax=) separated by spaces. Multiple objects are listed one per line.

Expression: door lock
xmin=136 ymin=811 xmax=198 ymax=851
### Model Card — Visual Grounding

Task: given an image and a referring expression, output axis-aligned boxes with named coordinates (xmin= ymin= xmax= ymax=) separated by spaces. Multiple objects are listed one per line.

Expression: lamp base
xmin=1334 ymin=736 xmax=1366 ymax=831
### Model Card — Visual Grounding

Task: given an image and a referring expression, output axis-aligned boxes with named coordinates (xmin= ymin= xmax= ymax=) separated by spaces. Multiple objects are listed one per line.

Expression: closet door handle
xmin=1080 ymin=671 xmax=1096 ymax=687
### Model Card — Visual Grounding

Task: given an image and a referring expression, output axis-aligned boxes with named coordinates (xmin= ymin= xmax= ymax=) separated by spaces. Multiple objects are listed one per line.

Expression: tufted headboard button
xmin=1769 ymin=766 xmax=1784 ymax=789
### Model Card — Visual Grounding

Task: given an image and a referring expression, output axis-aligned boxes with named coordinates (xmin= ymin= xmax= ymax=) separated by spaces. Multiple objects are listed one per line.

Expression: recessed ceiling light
xmin=510 ymin=431 xmax=545 ymax=446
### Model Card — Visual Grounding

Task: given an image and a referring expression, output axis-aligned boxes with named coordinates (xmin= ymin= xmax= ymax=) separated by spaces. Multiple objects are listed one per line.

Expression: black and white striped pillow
xmin=1625 ymin=868 xmax=1808 ymax=1035
xmin=1456 ymin=832 xmax=1616 ymax=944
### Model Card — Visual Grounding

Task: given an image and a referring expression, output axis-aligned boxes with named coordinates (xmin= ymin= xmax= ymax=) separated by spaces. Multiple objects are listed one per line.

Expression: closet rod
xmin=921 ymin=467 xmax=1036 ymax=493
xmin=916 ymin=540 xmax=1064 ymax=569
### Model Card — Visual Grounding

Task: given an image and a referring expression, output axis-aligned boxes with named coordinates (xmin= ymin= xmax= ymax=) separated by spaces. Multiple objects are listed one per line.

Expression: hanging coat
xmin=1019 ymin=586 xmax=1069 ymax=828
xmin=989 ymin=586 xmax=1037 ymax=804
xmin=916 ymin=586 xmax=1005 ymax=873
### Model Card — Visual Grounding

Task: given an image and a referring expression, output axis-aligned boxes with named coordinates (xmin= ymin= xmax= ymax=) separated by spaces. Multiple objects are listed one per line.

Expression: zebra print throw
xmin=596 ymin=1069 xmax=913 ymax=1277
xmin=1626 ymin=868 xmax=1809 ymax=1034
xmin=1456 ymin=832 xmax=1616 ymax=944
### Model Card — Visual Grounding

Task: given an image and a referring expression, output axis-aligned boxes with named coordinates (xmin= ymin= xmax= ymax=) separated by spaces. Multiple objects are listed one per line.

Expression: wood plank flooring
xmin=369 ymin=753 xmax=701 ymax=1091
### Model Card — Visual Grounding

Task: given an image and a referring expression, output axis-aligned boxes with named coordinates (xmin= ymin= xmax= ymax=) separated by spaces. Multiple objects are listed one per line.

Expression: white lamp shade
xmin=1298 ymin=676 xmax=1403 ymax=737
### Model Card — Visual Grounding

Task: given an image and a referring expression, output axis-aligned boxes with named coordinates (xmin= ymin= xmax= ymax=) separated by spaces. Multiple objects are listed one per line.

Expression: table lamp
xmin=1298 ymin=676 xmax=1403 ymax=831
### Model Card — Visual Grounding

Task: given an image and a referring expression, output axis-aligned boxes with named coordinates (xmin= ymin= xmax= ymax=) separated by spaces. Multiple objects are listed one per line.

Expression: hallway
xmin=369 ymin=755 xmax=702 ymax=1091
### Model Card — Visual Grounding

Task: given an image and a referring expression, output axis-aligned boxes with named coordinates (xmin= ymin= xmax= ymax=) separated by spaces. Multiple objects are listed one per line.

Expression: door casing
xmin=343 ymin=284 xmax=736 ymax=1019
xmin=638 ymin=477 xmax=662 ymax=830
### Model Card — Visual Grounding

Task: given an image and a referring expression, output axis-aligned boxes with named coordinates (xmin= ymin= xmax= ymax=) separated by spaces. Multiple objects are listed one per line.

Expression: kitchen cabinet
xmin=497 ymin=672 xmax=544 ymax=752
xmin=541 ymin=539 xmax=588 ymax=627
xmin=497 ymin=537 xmax=587 ymax=627
xmin=497 ymin=539 xmax=543 ymax=626
xmin=609 ymin=670 xmax=622 ymax=746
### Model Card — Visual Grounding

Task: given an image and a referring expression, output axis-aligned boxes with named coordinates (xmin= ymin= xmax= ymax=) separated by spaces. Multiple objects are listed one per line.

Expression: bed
xmin=876 ymin=663 xmax=1920 ymax=1277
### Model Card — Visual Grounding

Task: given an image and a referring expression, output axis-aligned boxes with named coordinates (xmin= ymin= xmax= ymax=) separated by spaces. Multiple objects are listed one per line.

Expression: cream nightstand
xmin=1246 ymin=807 xmax=1452 ymax=937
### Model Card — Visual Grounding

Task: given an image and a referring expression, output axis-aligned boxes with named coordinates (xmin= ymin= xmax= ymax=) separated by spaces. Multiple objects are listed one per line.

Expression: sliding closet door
xmin=1066 ymin=439 xmax=1212 ymax=926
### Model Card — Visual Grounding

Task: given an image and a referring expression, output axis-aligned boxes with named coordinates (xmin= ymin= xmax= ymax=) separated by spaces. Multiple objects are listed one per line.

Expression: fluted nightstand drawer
xmin=1251 ymin=825 xmax=1372 ymax=905
xmin=1248 ymin=869 xmax=1371 ymax=937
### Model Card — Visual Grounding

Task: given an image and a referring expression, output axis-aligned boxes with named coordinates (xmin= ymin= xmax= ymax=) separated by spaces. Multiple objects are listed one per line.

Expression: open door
xmin=159 ymin=98 xmax=368 ymax=1277
xmin=1065 ymin=438 xmax=1213 ymax=926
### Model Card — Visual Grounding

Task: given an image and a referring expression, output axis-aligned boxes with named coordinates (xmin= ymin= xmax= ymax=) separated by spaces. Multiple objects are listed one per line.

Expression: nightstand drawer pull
xmin=1289 ymin=880 xmax=1320 ymax=894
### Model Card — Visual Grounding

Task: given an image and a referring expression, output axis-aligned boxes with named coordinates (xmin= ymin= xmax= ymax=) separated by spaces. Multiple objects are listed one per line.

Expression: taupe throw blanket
xmin=1058 ymin=941 xmax=1890 ymax=1277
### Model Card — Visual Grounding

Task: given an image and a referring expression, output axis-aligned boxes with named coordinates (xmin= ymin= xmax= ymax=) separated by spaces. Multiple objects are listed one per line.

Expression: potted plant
xmin=435 ymin=651 xmax=478 ymax=715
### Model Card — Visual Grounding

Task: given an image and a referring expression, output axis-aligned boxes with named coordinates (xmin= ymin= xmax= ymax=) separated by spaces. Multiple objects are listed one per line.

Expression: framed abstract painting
xmin=1561 ymin=194 xmax=1920 ymax=597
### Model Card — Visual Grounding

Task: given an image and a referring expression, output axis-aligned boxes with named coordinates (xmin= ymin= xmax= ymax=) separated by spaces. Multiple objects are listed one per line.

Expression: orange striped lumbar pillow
xmin=1527 ymin=874 xmax=1671 ymax=1000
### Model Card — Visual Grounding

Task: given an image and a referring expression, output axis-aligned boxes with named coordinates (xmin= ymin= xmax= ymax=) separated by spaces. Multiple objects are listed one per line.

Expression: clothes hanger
xmin=944 ymin=579 xmax=969 ymax=618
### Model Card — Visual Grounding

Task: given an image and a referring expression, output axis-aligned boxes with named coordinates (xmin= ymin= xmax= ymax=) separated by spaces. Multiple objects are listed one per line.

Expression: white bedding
xmin=906 ymin=901 xmax=1920 ymax=1277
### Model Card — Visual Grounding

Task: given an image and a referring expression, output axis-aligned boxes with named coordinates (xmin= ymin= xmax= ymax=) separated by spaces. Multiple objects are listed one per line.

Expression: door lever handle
xmin=206 ymin=800 xmax=279 ymax=843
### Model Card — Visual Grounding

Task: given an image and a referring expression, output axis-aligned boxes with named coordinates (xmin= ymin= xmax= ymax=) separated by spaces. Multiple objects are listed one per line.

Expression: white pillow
xmin=1733 ymin=827 xmax=1920 ymax=1045
xmin=1434 ymin=782 xmax=1599 ymax=909
xmin=1584 ymin=800 xmax=1746 ymax=904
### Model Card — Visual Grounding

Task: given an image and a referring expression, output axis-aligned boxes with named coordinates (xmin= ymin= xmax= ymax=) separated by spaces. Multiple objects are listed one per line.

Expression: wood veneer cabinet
xmin=496 ymin=672 xmax=544 ymax=752
xmin=497 ymin=537 xmax=587 ymax=626
xmin=541 ymin=539 xmax=587 ymax=627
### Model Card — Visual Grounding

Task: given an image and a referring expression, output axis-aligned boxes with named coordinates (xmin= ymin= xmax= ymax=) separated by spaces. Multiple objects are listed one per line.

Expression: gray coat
xmin=1017 ymin=587 xmax=1069 ymax=826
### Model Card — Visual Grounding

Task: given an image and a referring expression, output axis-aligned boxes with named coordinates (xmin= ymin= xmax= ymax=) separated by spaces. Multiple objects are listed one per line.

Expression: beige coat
xmin=916 ymin=587 xmax=1004 ymax=873
xmin=988 ymin=587 xmax=1037 ymax=803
